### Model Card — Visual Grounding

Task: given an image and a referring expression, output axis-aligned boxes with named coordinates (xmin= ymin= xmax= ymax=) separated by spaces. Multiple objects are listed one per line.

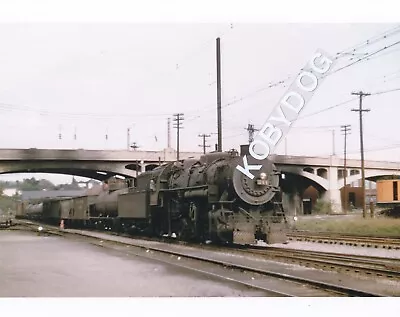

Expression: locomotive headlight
xmin=256 ymin=173 xmax=268 ymax=185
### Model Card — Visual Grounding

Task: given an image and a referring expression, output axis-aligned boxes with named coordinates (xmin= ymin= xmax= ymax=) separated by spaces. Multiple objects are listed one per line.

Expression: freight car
xmin=376 ymin=179 xmax=400 ymax=217
xmin=23 ymin=202 xmax=44 ymax=220
xmin=17 ymin=150 xmax=289 ymax=245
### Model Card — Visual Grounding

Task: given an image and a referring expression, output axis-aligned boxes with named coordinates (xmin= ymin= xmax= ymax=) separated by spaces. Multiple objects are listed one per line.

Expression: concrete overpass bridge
xmin=270 ymin=154 xmax=400 ymax=212
xmin=1 ymin=147 xmax=399 ymax=211
xmin=0 ymin=147 xmax=201 ymax=181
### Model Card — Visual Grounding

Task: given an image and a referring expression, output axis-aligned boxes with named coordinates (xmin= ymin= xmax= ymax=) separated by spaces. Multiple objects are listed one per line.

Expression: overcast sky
xmin=1 ymin=22 xmax=400 ymax=184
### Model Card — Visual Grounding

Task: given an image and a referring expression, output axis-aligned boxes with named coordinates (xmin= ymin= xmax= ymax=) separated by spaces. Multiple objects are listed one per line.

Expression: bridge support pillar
xmin=282 ymin=191 xmax=303 ymax=218
xmin=322 ymin=165 xmax=342 ymax=213
xmin=321 ymin=189 xmax=342 ymax=213
xmin=140 ymin=160 xmax=145 ymax=173
xmin=282 ymin=180 xmax=305 ymax=228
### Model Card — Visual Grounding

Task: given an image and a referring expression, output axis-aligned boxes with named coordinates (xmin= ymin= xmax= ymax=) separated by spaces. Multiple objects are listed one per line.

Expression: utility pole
xmin=130 ymin=142 xmax=140 ymax=178
xmin=351 ymin=91 xmax=370 ymax=218
xmin=245 ymin=123 xmax=259 ymax=144
xmin=167 ymin=118 xmax=171 ymax=148
xmin=130 ymin=142 xmax=139 ymax=151
xmin=173 ymin=113 xmax=184 ymax=161
xmin=198 ymin=134 xmax=211 ymax=154
xmin=216 ymin=37 xmax=222 ymax=152
xmin=74 ymin=126 xmax=77 ymax=141
xmin=127 ymin=128 xmax=130 ymax=150
xmin=331 ymin=129 xmax=336 ymax=156
xmin=341 ymin=124 xmax=351 ymax=213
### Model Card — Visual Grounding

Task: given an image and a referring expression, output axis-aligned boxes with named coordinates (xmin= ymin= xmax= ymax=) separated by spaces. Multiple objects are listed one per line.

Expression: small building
xmin=2 ymin=188 xmax=21 ymax=197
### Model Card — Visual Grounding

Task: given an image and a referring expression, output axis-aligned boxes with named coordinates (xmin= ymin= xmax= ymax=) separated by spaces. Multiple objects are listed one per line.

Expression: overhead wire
xmin=326 ymin=39 xmax=400 ymax=77
xmin=370 ymin=87 xmax=400 ymax=96
xmin=197 ymin=25 xmax=400 ymax=122
xmin=334 ymin=24 xmax=400 ymax=58
xmin=1 ymin=25 xmax=399 ymax=128
xmin=294 ymin=98 xmax=358 ymax=122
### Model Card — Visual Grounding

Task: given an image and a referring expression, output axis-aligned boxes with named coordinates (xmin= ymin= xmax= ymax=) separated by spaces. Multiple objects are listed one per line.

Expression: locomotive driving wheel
xmin=177 ymin=202 xmax=199 ymax=241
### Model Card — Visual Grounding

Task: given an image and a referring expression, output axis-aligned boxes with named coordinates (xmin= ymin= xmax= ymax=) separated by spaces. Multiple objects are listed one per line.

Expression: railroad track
xmin=288 ymin=231 xmax=400 ymax=249
xmin=12 ymin=220 xmax=396 ymax=296
xmin=242 ymin=246 xmax=400 ymax=280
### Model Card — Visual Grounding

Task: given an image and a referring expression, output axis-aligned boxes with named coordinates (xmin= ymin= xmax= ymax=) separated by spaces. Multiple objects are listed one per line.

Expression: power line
xmin=1 ymin=26 xmax=398 ymax=129
xmin=355 ymin=47 xmax=400 ymax=64
xmin=335 ymin=24 xmax=400 ymax=58
xmin=370 ymin=87 xmax=400 ymax=96
xmin=351 ymin=91 xmax=371 ymax=219
xmin=221 ymin=77 xmax=291 ymax=110
xmin=2 ymin=29 xmax=398 ymax=123
xmin=291 ymin=86 xmax=400 ymax=124
xmin=296 ymin=98 xmax=358 ymax=121
xmin=327 ymin=39 xmax=400 ymax=77
xmin=214 ymin=30 xmax=400 ymax=118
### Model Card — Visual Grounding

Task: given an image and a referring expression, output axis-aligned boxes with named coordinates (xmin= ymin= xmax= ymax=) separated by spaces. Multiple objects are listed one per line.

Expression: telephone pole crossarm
xmin=198 ymin=134 xmax=211 ymax=154
xmin=245 ymin=123 xmax=260 ymax=144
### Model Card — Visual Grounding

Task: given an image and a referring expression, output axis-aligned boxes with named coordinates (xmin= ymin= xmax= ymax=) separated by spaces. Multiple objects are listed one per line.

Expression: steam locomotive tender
xmin=120 ymin=150 xmax=288 ymax=245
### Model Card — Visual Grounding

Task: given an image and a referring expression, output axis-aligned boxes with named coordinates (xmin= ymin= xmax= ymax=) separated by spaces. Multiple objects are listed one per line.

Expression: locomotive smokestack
xmin=240 ymin=144 xmax=250 ymax=156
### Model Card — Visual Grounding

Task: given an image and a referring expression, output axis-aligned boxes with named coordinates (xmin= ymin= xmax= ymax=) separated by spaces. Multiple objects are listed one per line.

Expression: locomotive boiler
xmin=121 ymin=149 xmax=288 ymax=245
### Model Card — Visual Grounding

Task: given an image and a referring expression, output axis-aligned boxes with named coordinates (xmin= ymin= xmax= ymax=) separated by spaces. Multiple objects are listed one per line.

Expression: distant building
xmin=2 ymin=188 xmax=20 ymax=197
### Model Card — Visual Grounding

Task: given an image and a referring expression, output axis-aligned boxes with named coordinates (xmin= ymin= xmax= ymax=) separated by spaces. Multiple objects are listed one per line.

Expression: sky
xmin=0 ymin=10 xmax=399 ymax=184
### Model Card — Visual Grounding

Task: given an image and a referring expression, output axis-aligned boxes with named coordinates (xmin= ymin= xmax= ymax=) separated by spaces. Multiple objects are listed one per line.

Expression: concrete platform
xmin=63 ymin=228 xmax=400 ymax=296
xmin=0 ymin=230 xmax=267 ymax=297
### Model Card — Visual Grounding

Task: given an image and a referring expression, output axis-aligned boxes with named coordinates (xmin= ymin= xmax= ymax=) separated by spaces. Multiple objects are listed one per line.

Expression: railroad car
xmin=16 ymin=150 xmax=289 ymax=245
xmin=23 ymin=202 xmax=44 ymax=220
xmin=376 ymin=179 xmax=400 ymax=216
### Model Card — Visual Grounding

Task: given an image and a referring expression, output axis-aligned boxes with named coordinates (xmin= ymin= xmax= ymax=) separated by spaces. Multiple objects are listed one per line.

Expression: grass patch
xmin=294 ymin=215 xmax=400 ymax=237
xmin=312 ymin=199 xmax=333 ymax=215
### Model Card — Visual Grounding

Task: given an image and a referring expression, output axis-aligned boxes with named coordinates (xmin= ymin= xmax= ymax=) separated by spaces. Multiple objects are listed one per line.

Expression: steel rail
xmin=288 ymin=232 xmax=400 ymax=249
xmin=242 ymin=246 xmax=400 ymax=279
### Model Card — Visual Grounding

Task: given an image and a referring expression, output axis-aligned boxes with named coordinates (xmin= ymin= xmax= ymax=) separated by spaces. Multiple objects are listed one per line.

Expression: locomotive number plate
xmin=256 ymin=180 xmax=268 ymax=185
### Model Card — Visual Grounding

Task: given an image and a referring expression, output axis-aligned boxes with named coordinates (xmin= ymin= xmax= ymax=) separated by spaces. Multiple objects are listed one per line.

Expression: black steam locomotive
xmin=17 ymin=150 xmax=289 ymax=245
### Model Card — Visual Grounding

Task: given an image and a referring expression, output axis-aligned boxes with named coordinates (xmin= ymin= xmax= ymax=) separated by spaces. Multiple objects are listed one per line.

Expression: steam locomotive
xmin=17 ymin=150 xmax=289 ymax=245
